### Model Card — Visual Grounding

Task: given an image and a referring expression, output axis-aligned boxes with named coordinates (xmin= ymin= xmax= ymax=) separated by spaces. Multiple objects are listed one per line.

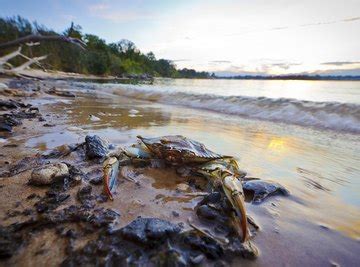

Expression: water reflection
xmin=21 ymin=87 xmax=360 ymax=240
xmin=50 ymin=95 xmax=172 ymax=130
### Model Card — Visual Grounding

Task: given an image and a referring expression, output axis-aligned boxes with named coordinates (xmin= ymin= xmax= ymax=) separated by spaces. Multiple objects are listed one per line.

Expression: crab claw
xmin=103 ymin=157 xmax=119 ymax=200
xmin=222 ymin=173 xmax=249 ymax=242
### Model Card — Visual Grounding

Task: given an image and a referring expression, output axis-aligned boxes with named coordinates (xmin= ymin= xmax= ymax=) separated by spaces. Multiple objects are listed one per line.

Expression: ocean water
xmin=84 ymin=78 xmax=360 ymax=133
xmin=21 ymin=78 xmax=360 ymax=264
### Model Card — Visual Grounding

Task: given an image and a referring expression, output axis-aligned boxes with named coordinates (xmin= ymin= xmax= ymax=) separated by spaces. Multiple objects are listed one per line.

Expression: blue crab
xmin=103 ymin=135 xmax=249 ymax=241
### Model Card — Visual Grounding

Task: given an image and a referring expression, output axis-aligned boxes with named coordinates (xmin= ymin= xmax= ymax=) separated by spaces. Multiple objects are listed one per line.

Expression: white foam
xmin=78 ymin=82 xmax=360 ymax=134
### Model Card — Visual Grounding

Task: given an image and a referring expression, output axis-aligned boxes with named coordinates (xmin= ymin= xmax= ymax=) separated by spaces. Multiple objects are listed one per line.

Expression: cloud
xmin=343 ymin=17 xmax=360 ymax=22
xmin=171 ymin=59 xmax=190 ymax=62
xmin=88 ymin=4 xmax=109 ymax=12
xmin=209 ymin=60 xmax=232 ymax=64
xmin=87 ymin=3 xmax=156 ymax=22
xmin=301 ymin=16 xmax=360 ymax=28
xmin=321 ymin=61 xmax=360 ymax=66
xmin=270 ymin=26 xmax=288 ymax=31
xmin=305 ymin=68 xmax=360 ymax=76
xmin=269 ymin=62 xmax=302 ymax=70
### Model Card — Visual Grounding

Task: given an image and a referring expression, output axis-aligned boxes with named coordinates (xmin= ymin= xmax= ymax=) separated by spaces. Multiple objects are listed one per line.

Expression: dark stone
xmin=190 ymin=254 xmax=205 ymax=265
xmin=196 ymin=205 xmax=220 ymax=220
xmin=0 ymin=226 xmax=23 ymax=258
xmin=43 ymin=123 xmax=55 ymax=127
xmin=243 ymin=180 xmax=289 ymax=203
xmin=200 ymin=192 xmax=222 ymax=205
xmin=86 ymin=169 xmax=103 ymax=185
xmin=172 ymin=211 xmax=180 ymax=217
xmin=0 ymin=100 xmax=19 ymax=110
xmin=35 ymin=190 xmax=70 ymax=213
xmin=85 ymin=135 xmax=109 ymax=159
xmin=184 ymin=232 xmax=223 ymax=259
xmin=47 ymin=88 xmax=76 ymax=98
xmin=120 ymin=217 xmax=181 ymax=246
xmin=77 ymin=185 xmax=95 ymax=209
xmin=26 ymin=193 xmax=38 ymax=200
xmin=0 ymin=123 xmax=12 ymax=132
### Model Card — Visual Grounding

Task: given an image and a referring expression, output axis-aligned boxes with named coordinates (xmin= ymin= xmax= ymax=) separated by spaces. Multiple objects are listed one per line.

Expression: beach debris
xmin=89 ymin=114 xmax=100 ymax=121
xmin=242 ymin=179 xmax=289 ymax=203
xmin=85 ymin=135 xmax=109 ymax=159
xmin=46 ymin=87 xmax=76 ymax=97
xmin=29 ymin=162 xmax=69 ymax=185
xmin=120 ymin=217 xmax=181 ymax=246
xmin=67 ymin=126 xmax=84 ymax=131
xmin=128 ymin=109 xmax=139 ymax=115
xmin=103 ymin=135 xmax=249 ymax=242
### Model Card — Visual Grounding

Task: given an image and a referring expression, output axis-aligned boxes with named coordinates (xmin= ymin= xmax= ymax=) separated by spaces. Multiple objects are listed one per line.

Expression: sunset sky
xmin=1 ymin=0 xmax=360 ymax=75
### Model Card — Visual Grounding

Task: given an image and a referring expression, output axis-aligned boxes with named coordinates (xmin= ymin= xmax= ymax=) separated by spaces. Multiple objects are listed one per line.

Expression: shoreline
xmin=0 ymin=76 xmax=359 ymax=266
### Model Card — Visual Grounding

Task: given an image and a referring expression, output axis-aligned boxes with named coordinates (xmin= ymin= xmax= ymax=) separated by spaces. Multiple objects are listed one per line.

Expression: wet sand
xmin=0 ymin=78 xmax=359 ymax=266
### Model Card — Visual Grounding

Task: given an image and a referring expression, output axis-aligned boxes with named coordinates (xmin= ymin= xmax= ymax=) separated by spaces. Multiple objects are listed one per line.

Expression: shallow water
xmin=7 ymin=79 xmax=359 ymax=265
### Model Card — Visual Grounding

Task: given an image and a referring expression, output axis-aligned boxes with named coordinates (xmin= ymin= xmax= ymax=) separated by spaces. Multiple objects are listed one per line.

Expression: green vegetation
xmin=0 ymin=16 xmax=210 ymax=78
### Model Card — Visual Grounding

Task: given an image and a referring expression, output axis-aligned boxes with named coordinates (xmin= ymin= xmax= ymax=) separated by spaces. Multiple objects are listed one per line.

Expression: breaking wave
xmin=90 ymin=83 xmax=360 ymax=134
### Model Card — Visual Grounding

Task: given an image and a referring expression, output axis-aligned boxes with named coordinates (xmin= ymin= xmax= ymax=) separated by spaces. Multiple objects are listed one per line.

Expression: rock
xmin=77 ymin=185 xmax=95 ymax=209
xmin=30 ymin=163 xmax=69 ymax=185
xmin=176 ymin=183 xmax=190 ymax=192
xmin=243 ymin=179 xmax=289 ymax=203
xmin=184 ymin=232 xmax=223 ymax=259
xmin=35 ymin=190 xmax=70 ymax=213
xmin=172 ymin=211 xmax=180 ymax=217
xmin=89 ymin=115 xmax=100 ymax=122
xmin=0 ymin=226 xmax=23 ymax=258
xmin=200 ymin=192 xmax=222 ymax=205
xmin=86 ymin=169 xmax=103 ymax=185
xmin=120 ymin=217 xmax=181 ymax=246
xmin=0 ymin=100 xmax=19 ymax=110
xmin=0 ymin=83 xmax=8 ymax=90
xmin=85 ymin=135 xmax=109 ymax=159
xmin=190 ymin=254 xmax=205 ymax=265
xmin=47 ymin=87 xmax=75 ymax=97
xmin=196 ymin=205 xmax=221 ymax=220
xmin=0 ymin=122 xmax=12 ymax=132
xmin=226 ymin=240 xmax=259 ymax=260
xmin=0 ymin=114 xmax=22 ymax=132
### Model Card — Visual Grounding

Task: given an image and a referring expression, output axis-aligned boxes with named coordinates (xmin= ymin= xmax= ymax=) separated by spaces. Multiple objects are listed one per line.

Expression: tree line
xmin=0 ymin=16 xmax=210 ymax=78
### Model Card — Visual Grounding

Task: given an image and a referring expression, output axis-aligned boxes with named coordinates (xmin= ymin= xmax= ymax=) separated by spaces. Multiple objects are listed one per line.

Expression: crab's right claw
xmin=223 ymin=174 xmax=249 ymax=242
xmin=103 ymin=157 xmax=119 ymax=200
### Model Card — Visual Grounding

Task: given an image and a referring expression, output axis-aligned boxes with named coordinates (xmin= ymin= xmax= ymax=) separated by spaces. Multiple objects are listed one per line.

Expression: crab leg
xmin=103 ymin=157 xmax=119 ymax=200
xmin=222 ymin=173 xmax=249 ymax=242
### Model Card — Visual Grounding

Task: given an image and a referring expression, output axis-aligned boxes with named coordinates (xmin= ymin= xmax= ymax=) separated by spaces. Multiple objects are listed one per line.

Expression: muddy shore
xmin=0 ymin=77 xmax=359 ymax=266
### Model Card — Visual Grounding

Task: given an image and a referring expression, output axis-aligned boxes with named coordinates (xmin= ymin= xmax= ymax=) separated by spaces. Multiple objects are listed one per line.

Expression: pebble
xmin=172 ymin=211 xmax=180 ymax=217
xmin=0 ymin=83 xmax=8 ymax=90
xmin=176 ymin=183 xmax=190 ymax=192
xmin=29 ymin=163 xmax=69 ymax=185
xmin=85 ymin=135 xmax=109 ymax=159
xmin=89 ymin=115 xmax=101 ymax=121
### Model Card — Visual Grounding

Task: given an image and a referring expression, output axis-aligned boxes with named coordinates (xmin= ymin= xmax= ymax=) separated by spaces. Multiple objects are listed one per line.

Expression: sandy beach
xmin=0 ymin=76 xmax=359 ymax=266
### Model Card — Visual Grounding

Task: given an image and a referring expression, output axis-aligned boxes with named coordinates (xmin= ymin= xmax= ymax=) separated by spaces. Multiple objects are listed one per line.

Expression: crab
xmin=102 ymin=135 xmax=251 ymax=242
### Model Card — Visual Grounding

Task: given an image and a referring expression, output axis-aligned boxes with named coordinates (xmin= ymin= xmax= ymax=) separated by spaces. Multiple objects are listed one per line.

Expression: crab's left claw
xmin=103 ymin=157 xmax=119 ymax=200
xmin=222 ymin=173 xmax=249 ymax=242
